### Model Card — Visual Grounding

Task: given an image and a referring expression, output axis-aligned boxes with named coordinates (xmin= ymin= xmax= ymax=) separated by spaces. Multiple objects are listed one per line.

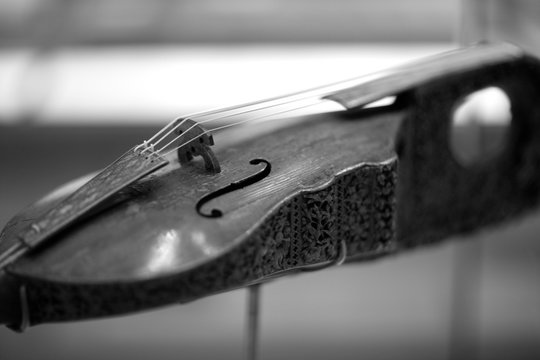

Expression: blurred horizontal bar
xmin=0 ymin=0 xmax=458 ymax=46
xmin=0 ymin=43 xmax=452 ymax=125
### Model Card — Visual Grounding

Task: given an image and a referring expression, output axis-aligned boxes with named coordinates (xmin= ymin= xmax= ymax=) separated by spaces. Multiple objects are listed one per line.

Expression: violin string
xmin=161 ymin=99 xmax=325 ymax=156
xmin=140 ymin=118 xmax=189 ymax=152
xmin=149 ymin=95 xmax=318 ymax=152
xmin=148 ymin=91 xmax=326 ymax=151
xmin=160 ymin=99 xmax=324 ymax=156
xmin=140 ymin=94 xmax=296 ymax=150
xmin=140 ymin=118 xmax=184 ymax=148
xmin=139 ymin=73 xmax=378 ymax=152
xmin=150 ymin=80 xmax=354 ymax=152
xmin=161 ymin=72 xmax=369 ymax=128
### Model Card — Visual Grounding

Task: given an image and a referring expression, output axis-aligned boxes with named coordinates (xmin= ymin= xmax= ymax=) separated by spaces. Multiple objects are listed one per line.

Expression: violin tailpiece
xmin=0 ymin=148 xmax=168 ymax=271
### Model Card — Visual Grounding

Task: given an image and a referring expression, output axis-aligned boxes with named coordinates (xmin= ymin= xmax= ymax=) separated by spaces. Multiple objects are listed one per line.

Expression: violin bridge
xmin=175 ymin=118 xmax=221 ymax=173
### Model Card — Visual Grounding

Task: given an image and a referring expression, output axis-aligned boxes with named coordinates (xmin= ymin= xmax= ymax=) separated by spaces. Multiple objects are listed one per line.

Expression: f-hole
xmin=196 ymin=159 xmax=272 ymax=218
xmin=450 ymin=86 xmax=512 ymax=166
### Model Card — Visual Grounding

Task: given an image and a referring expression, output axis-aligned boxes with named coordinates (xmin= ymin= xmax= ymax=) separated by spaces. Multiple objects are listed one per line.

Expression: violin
xmin=1 ymin=42 xmax=540 ymax=334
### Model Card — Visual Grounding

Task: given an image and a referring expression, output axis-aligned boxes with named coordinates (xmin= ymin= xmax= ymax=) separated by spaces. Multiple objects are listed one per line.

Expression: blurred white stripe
xmin=0 ymin=44 xmax=453 ymax=125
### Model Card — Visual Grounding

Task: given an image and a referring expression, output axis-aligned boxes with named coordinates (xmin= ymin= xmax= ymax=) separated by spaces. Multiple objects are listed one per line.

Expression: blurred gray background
xmin=0 ymin=1 xmax=539 ymax=359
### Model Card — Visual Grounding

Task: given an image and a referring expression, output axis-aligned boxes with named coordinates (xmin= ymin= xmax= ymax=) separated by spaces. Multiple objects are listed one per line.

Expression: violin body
xmin=2 ymin=43 xmax=540 ymax=329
